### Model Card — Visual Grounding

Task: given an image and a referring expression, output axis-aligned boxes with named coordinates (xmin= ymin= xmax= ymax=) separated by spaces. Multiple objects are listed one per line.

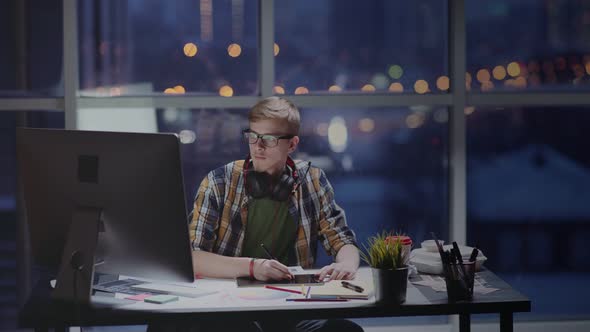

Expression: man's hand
xmin=316 ymin=244 xmax=360 ymax=281
xmin=316 ymin=262 xmax=357 ymax=281
xmin=253 ymin=259 xmax=293 ymax=281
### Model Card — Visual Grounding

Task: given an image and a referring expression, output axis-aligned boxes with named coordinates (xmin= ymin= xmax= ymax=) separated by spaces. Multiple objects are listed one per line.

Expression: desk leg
xmin=500 ymin=312 xmax=513 ymax=332
xmin=459 ymin=314 xmax=470 ymax=332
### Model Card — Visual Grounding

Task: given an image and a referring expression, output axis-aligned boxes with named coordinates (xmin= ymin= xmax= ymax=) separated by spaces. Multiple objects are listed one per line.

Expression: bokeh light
xmin=371 ymin=74 xmax=389 ymax=89
xmin=358 ymin=118 xmax=375 ymax=133
xmin=273 ymin=86 xmax=285 ymax=94
xmin=507 ymin=62 xmax=521 ymax=77
xmin=219 ymin=85 xmax=234 ymax=97
xmin=476 ymin=69 xmax=491 ymax=83
xmin=294 ymin=86 xmax=309 ymax=95
xmin=328 ymin=85 xmax=342 ymax=92
xmin=406 ymin=113 xmax=424 ymax=128
xmin=388 ymin=82 xmax=404 ymax=93
xmin=173 ymin=85 xmax=186 ymax=94
xmin=179 ymin=130 xmax=196 ymax=144
xmin=414 ymin=80 xmax=429 ymax=94
xmin=436 ymin=76 xmax=450 ymax=91
xmin=227 ymin=43 xmax=242 ymax=57
xmin=183 ymin=43 xmax=198 ymax=57
xmin=388 ymin=65 xmax=403 ymax=79
xmin=492 ymin=66 xmax=507 ymax=80
xmin=328 ymin=116 xmax=348 ymax=153
xmin=514 ymin=77 xmax=527 ymax=88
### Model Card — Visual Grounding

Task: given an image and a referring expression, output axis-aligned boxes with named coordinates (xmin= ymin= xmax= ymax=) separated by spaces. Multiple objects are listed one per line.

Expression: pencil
xmin=260 ymin=243 xmax=277 ymax=260
xmin=264 ymin=285 xmax=304 ymax=295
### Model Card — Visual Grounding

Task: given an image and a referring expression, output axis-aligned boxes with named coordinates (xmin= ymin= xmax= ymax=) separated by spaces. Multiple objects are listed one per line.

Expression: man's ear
xmin=288 ymin=136 xmax=300 ymax=153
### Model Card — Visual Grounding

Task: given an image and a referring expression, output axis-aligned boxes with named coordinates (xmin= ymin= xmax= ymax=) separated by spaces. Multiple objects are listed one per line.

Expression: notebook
xmin=308 ymin=280 xmax=369 ymax=300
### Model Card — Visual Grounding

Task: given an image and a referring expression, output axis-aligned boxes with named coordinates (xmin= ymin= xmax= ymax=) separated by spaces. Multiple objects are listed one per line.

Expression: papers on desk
xmin=110 ymin=269 xmax=376 ymax=311
xmin=130 ymin=283 xmax=218 ymax=298
xmin=410 ymin=274 xmax=500 ymax=295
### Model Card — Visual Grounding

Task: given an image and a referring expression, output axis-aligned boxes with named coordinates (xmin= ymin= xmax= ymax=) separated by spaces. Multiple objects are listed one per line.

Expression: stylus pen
xmin=260 ymin=243 xmax=293 ymax=279
xmin=341 ymin=281 xmax=364 ymax=293
xmin=260 ymin=243 xmax=277 ymax=260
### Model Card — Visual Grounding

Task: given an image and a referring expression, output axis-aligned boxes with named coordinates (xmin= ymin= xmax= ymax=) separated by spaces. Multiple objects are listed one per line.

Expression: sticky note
xmin=125 ymin=293 xmax=153 ymax=301
xmin=144 ymin=294 xmax=179 ymax=304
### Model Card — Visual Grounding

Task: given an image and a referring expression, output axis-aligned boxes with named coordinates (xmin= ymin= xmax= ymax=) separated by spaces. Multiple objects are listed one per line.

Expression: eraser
xmin=144 ymin=294 xmax=179 ymax=304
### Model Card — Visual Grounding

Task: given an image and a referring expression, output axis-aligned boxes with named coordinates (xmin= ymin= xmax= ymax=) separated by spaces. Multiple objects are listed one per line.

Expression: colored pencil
xmin=264 ymin=285 xmax=304 ymax=295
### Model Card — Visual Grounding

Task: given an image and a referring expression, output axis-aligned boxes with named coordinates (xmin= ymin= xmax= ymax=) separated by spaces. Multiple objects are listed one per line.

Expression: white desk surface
xmin=107 ymin=267 xmax=428 ymax=312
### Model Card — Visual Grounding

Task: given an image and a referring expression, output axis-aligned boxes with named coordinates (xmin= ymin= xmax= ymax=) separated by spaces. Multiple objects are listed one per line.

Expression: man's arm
xmin=317 ymin=244 xmax=360 ymax=280
xmin=192 ymin=250 xmax=292 ymax=280
xmin=311 ymin=168 xmax=360 ymax=280
xmin=335 ymin=244 xmax=360 ymax=268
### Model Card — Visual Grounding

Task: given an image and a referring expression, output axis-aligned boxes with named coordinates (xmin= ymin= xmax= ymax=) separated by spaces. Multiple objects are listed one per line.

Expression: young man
xmin=189 ymin=96 xmax=359 ymax=281
xmin=187 ymin=97 xmax=362 ymax=332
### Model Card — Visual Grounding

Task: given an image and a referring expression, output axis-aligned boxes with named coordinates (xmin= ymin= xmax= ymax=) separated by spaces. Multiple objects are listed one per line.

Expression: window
xmin=466 ymin=0 xmax=590 ymax=92
xmin=78 ymin=0 xmax=259 ymax=96
xmin=467 ymin=106 xmax=590 ymax=318
xmin=275 ymin=0 xmax=449 ymax=94
xmin=0 ymin=0 xmax=63 ymax=96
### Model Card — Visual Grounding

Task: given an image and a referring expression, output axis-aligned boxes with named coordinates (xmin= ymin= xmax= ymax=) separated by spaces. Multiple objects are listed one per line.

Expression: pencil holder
xmin=443 ymin=261 xmax=475 ymax=302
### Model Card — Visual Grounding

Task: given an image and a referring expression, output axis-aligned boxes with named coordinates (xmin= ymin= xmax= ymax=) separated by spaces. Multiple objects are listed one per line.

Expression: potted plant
xmin=360 ymin=231 xmax=411 ymax=304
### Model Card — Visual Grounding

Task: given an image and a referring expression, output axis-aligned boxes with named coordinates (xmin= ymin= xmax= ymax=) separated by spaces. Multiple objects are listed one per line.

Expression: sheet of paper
xmin=131 ymin=283 xmax=218 ymax=298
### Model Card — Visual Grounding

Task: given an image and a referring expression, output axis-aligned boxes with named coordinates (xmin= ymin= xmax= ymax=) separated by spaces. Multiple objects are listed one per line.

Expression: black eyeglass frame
xmin=242 ymin=129 xmax=295 ymax=147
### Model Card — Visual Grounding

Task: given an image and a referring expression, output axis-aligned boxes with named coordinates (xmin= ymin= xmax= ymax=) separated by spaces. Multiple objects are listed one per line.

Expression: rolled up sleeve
xmin=188 ymin=173 xmax=221 ymax=252
xmin=316 ymin=169 xmax=357 ymax=256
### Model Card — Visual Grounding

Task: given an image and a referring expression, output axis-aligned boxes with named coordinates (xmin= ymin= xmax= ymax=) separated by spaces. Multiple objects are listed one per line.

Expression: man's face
xmin=247 ymin=119 xmax=299 ymax=175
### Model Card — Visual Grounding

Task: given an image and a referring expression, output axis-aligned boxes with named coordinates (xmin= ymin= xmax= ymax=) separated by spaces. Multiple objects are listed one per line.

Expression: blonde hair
xmin=249 ymin=97 xmax=300 ymax=135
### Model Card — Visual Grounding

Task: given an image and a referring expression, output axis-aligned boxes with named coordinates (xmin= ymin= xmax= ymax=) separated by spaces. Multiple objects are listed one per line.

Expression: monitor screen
xmin=16 ymin=128 xmax=194 ymax=284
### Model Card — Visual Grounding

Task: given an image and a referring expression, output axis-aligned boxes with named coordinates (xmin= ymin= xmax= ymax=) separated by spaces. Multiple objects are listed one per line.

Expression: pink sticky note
xmin=125 ymin=293 xmax=153 ymax=301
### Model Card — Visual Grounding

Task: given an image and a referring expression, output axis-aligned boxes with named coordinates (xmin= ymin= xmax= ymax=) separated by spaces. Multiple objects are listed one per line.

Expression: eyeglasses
xmin=242 ymin=129 xmax=294 ymax=148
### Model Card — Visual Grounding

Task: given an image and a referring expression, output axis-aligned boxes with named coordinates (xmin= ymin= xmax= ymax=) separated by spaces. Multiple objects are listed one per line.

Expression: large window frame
xmin=2 ymin=0 xmax=590 ymax=328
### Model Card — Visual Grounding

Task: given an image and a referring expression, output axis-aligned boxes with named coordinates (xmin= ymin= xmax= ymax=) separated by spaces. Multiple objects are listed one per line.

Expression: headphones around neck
xmin=243 ymin=155 xmax=300 ymax=201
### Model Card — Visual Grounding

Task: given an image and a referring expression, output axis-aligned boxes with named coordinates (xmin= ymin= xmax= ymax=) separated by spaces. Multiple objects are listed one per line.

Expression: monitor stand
xmin=52 ymin=207 xmax=102 ymax=304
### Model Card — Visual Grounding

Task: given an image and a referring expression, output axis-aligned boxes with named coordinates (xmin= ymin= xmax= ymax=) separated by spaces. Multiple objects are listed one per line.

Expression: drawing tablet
xmin=236 ymin=274 xmax=324 ymax=287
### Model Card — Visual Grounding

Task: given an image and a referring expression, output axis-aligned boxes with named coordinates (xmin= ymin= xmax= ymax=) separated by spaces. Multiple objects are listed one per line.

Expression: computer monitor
xmin=16 ymin=128 xmax=194 ymax=303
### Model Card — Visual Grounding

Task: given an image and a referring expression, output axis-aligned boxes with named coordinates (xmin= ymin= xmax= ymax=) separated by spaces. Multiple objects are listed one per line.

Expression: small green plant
xmin=360 ymin=231 xmax=408 ymax=269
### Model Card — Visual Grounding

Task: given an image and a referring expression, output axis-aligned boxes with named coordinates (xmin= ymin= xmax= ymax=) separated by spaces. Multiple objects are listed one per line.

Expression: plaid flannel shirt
xmin=188 ymin=160 xmax=357 ymax=268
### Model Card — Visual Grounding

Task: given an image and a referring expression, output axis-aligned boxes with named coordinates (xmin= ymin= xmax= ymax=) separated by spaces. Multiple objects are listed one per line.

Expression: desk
xmin=19 ymin=268 xmax=530 ymax=332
